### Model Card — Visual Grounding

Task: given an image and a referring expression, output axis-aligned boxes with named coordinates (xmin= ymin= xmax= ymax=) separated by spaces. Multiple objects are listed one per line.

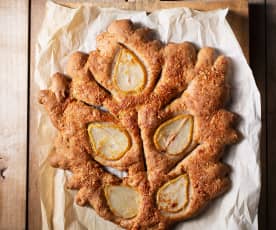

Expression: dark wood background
xmin=249 ymin=0 xmax=275 ymax=229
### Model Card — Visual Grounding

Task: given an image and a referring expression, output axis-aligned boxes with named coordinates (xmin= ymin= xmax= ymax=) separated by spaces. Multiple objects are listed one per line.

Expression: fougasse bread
xmin=39 ymin=19 xmax=240 ymax=230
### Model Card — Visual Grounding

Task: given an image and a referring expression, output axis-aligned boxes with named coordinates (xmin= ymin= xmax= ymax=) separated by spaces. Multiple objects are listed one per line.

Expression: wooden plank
xmin=29 ymin=0 xmax=46 ymax=228
xmin=0 ymin=0 xmax=28 ymax=229
xmin=266 ymin=1 xmax=276 ymax=229
xmin=248 ymin=1 xmax=267 ymax=230
xmin=29 ymin=0 xmax=249 ymax=229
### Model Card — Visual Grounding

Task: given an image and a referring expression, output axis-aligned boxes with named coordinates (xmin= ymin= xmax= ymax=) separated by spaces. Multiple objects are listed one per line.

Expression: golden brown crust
xmin=38 ymin=19 xmax=240 ymax=229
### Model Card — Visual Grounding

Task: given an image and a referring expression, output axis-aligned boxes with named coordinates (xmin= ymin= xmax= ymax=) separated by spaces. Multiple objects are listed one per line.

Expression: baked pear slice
xmin=88 ymin=122 xmax=131 ymax=160
xmin=157 ymin=175 xmax=189 ymax=212
xmin=104 ymin=185 xmax=141 ymax=219
xmin=113 ymin=47 xmax=146 ymax=94
xmin=153 ymin=115 xmax=193 ymax=155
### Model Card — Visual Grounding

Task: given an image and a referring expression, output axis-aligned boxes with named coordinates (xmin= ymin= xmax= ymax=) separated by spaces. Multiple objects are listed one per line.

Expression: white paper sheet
xmin=35 ymin=1 xmax=261 ymax=229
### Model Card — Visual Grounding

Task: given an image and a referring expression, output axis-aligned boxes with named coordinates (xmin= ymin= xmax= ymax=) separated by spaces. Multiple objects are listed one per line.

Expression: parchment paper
xmin=36 ymin=1 xmax=261 ymax=229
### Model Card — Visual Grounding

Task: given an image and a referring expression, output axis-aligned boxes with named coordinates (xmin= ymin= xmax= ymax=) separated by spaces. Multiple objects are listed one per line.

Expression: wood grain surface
xmin=2 ymin=0 xmax=275 ymax=229
xmin=0 ymin=0 xmax=29 ymax=229
xmin=28 ymin=1 xmax=46 ymax=228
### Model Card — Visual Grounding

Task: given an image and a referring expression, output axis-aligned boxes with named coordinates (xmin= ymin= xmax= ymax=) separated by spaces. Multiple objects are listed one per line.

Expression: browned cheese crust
xmin=38 ymin=20 xmax=240 ymax=230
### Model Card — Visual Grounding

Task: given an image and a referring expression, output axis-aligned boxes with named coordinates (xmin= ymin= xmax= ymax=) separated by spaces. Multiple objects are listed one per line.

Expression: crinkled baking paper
xmin=35 ymin=1 xmax=261 ymax=229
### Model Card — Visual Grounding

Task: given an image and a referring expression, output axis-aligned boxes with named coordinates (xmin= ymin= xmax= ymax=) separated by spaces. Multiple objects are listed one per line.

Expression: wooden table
xmin=0 ymin=0 xmax=274 ymax=229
